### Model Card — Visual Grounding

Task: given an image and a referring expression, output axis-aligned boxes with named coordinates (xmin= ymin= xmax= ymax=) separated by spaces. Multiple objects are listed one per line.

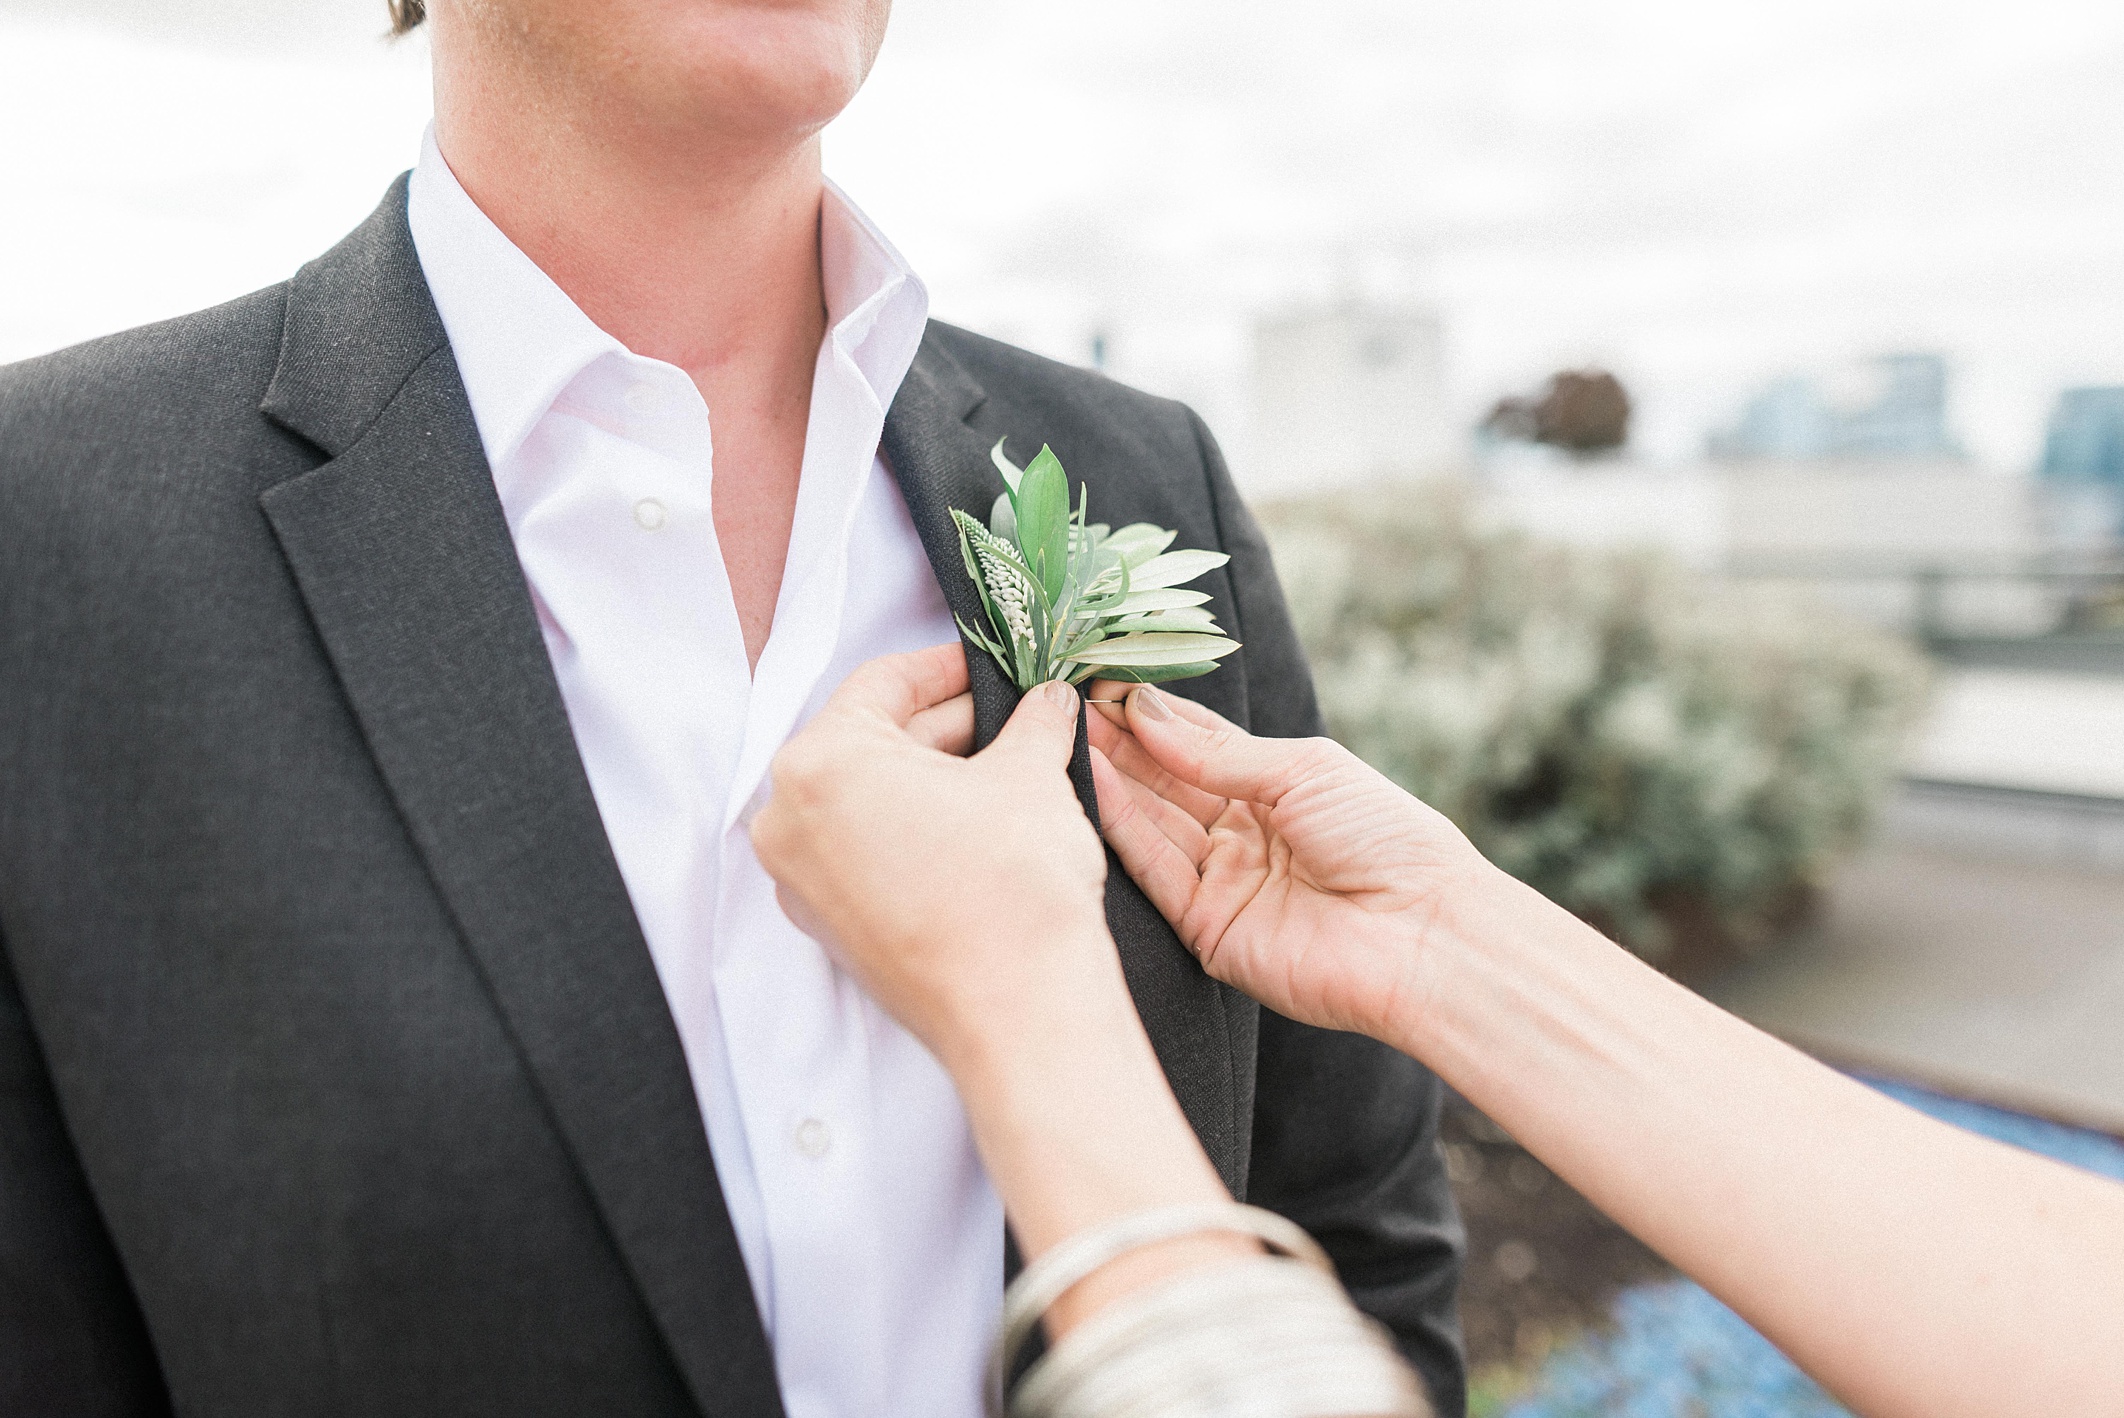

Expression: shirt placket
xmin=706 ymin=329 xmax=895 ymax=1412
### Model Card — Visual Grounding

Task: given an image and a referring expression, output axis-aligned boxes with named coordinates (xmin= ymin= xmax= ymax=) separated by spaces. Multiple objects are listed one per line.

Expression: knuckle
xmin=749 ymin=810 xmax=789 ymax=865
xmin=770 ymin=743 xmax=833 ymax=804
xmin=1195 ymin=724 xmax=1245 ymax=769
xmin=1298 ymin=736 xmax=1345 ymax=774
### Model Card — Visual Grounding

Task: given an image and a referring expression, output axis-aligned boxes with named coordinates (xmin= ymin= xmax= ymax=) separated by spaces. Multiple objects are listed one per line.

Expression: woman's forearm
xmin=1406 ymin=864 xmax=2124 ymax=1417
xmin=939 ymin=925 xmax=1248 ymax=1335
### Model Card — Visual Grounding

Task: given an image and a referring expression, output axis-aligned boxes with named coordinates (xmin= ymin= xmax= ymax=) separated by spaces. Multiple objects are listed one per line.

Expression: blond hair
xmin=388 ymin=0 xmax=425 ymax=33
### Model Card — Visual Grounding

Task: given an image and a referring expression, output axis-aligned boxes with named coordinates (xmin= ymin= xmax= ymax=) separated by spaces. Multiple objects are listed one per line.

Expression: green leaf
xmin=953 ymin=508 xmax=983 ymax=583
xmin=1127 ymin=548 xmax=1231 ymax=590
xmin=1101 ymin=608 xmax=1221 ymax=635
xmin=1064 ymin=632 xmax=1241 ymax=667
xmin=989 ymin=492 xmax=1017 ymax=540
xmin=1015 ymin=445 xmax=1072 ymax=604
xmin=990 ymin=438 xmax=1025 ymax=495
xmin=1074 ymin=542 xmax=1126 ymax=603
xmin=954 ymin=613 xmax=1011 ymax=671
xmin=1090 ymin=660 xmax=1223 ymax=684
xmin=1112 ymin=587 xmax=1212 ymax=615
xmin=1103 ymin=523 xmax=1178 ymax=568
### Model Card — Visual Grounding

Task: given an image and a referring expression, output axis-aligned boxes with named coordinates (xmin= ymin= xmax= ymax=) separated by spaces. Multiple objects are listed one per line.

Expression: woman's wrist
xmin=1380 ymin=857 xmax=1553 ymax=1064
xmin=934 ymin=924 xmax=1231 ymax=1246
xmin=942 ymin=936 xmax=1247 ymax=1335
xmin=920 ymin=916 xmax=1121 ymax=1086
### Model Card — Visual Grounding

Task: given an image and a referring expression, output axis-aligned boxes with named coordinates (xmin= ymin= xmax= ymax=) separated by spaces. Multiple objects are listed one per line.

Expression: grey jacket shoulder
xmin=0 ymin=285 xmax=320 ymax=597
xmin=923 ymin=320 xmax=1212 ymax=478
xmin=924 ymin=320 xmax=1193 ymax=425
xmin=0 ymin=284 xmax=294 ymax=465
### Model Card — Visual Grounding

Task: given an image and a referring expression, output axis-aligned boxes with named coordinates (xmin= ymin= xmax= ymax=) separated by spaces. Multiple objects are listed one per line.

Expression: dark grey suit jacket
xmin=0 ymin=179 xmax=1464 ymax=1417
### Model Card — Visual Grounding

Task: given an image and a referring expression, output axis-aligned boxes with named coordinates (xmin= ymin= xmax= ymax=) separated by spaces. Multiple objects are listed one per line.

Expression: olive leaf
xmin=951 ymin=440 xmax=1239 ymax=689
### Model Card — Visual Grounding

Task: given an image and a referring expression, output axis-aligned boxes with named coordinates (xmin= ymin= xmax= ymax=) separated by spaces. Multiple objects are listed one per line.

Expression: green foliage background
xmin=1262 ymin=489 xmax=1932 ymax=957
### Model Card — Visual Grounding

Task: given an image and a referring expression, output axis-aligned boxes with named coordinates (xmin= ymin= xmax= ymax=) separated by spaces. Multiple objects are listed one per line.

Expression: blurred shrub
xmin=1261 ymin=489 xmax=1931 ymax=961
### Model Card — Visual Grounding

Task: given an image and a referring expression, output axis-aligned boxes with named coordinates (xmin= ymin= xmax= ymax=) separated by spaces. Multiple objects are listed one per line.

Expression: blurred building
xmin=1245 ymin=302 xmax=1454 ymax=497
xmin=1718 ymin=462 xmax=2031 ymax=569
xmin=1475 ymin=459 xmax=2050 ymax=637
xmin=2037 ymin=387 xmax=2124 ymax=545
xmin=2039 ymin=388 xmax=2124 ymax=483
xmin=1709 ymin=353 xmax=1963 ymax=462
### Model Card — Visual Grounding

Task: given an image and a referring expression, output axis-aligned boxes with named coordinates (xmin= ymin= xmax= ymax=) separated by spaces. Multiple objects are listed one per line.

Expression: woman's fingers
xmin=1088 ymin=677 xmax=1242 ymax=735
xmin=906 ymin=693 xmax=976 ymax=756
xmin=1121 ymin=767 xmax=1214 ymax=868
xmin=1091 ymin=748 xmax=1207 ymax=935
xmin=839 ymin=642 xmax=972 ymax=728
xmin=980 ymin=680 xmax=1080 ymax=773
xmin=1087 ymin=694 xmax=1230 ymax=830
xmin=1122 ymin=686 xmax=1333 ymax=807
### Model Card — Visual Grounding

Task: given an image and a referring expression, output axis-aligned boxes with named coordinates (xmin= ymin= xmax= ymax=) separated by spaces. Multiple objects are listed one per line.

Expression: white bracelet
xmin=992 ymin=1202 xmax=1429 ymax=1418
xmin=995 ymin=1202 xmax=1332 ymax=1390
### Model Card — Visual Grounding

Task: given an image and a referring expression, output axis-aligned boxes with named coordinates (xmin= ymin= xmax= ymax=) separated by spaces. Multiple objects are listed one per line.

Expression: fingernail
xmin=1037 ymin=680 xmax=1079 ymax=712
xmin=1131 ymin=686 xmax=1171 ymax=721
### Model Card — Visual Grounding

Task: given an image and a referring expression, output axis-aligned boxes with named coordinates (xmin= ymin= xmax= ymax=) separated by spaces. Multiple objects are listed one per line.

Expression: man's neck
xmin=432 ymin=80 xmax=834 ymax=670
xmin=431 ymin=108 xmax=829 ymax=384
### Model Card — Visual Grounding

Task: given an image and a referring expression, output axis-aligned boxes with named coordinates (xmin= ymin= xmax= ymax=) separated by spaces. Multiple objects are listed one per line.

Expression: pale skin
xmin=752 ymin=645 xmax=2124 ymax=1416
xmin=427 ymin=0 xmax=893 ymax=667
xmin=749 ymin=648 xmax=1251 ymax=1339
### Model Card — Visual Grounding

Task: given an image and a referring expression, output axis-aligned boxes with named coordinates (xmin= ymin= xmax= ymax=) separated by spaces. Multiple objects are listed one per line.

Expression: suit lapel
xmin=257 ymin=181 xmax=782 ymax=1418
xmin=877 ymin=341 xmax=1021 ymax=746
xmin=882 ymin=334 xmax=1247 ymax=1193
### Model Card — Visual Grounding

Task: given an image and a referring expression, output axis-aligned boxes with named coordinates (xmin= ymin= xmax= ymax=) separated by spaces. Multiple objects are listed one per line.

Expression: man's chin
xmin=620 ymin=8 xmax=880 ymax=132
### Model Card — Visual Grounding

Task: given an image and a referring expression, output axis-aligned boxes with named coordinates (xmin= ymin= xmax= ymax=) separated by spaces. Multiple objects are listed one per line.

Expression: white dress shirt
xmin=407 ymin=132 xmax=1003 ymax=1418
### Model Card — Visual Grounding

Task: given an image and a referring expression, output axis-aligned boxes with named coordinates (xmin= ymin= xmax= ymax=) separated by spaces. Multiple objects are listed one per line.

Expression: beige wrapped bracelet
xmin=992 ymin=1202 xmax=1431 ymax=1418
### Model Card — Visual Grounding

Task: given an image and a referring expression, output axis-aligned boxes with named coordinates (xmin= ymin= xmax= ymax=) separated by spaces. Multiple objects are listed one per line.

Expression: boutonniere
xmin=951 ymin=441 xmax=1240 ymax=690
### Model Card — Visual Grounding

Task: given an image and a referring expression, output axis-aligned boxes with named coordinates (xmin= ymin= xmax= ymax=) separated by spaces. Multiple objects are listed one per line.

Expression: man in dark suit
xmin=0 ymin=1 xmax=1464 ymax=1413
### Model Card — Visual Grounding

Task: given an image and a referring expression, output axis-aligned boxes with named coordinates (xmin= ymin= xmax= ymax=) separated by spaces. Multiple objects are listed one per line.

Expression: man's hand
xmin=1087 ymin=683 xmax=1493 ymax=1043
xmin=751 ymin=645 xmax=1114 ymax=1067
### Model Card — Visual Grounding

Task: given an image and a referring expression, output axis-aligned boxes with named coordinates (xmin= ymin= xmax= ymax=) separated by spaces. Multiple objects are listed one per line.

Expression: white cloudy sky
xmin=4 ymin=0 xmax=2122 ymax=473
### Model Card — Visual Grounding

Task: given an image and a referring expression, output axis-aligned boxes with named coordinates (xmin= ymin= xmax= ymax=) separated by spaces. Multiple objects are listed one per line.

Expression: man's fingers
xmin=1123 ymin=685 xmax=1329 ymax=806
xmin=1091 ymin=747 xmax=1206 ymax=935
xmin=832 ymin=643 xmax=972 ymax=729
xmin=906 ymin=693 xmax=975 ymax=756
xmin=978 ymin=680 xmax=1080 ymax=771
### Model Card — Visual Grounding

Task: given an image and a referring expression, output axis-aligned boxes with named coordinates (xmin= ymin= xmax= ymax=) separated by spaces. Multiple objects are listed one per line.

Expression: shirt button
xmin=623 ymin=383 xmax=661 ymax=414
xmin=794 ymin=1118 xmax=833 ymax=1159
xmin=633 ymin=498 xmax=668 ymax=531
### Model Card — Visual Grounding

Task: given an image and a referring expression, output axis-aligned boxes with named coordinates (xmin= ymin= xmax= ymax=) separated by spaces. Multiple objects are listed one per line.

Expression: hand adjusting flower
xmin=952 ymin=441 xmax=1240 ymax=690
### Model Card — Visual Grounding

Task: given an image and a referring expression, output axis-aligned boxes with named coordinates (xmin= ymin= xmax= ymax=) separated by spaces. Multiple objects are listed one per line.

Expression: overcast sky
xmin=5 ymin=0 xmax=2121 ymax=473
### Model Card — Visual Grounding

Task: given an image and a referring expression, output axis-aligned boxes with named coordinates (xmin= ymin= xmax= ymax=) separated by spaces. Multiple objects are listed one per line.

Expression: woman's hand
xmin=751 ymin=644 xmax=1113 ymax=1069
xmin=754 ymin=647 xmax=1241 ymax=1289
xmin=1087 ymin=684 xmax=1494 ymax=1042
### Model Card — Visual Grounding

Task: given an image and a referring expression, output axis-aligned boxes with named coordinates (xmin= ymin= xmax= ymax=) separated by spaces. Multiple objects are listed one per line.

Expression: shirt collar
xmin=405 ymin=127 xmax=930 ymax=474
